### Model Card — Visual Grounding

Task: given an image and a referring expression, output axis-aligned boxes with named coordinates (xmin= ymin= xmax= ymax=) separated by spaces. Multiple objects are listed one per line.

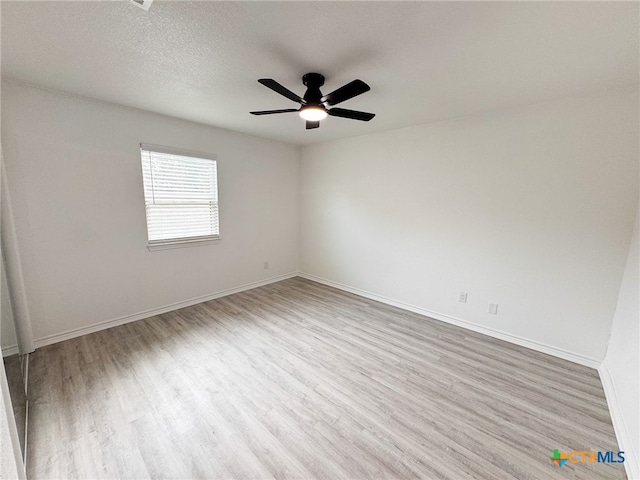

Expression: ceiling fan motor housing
xmin=302 ymin=73 xmax=325 ymax=104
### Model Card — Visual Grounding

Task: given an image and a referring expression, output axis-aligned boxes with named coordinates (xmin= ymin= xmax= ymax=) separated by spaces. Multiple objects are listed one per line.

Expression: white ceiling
xmin=1 ymin=1 xmax=638 ymax=146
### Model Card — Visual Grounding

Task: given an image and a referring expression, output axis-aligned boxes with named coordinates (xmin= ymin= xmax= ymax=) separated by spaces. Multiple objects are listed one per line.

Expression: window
xmin=140 ymin=144 xmax=219 ymax=248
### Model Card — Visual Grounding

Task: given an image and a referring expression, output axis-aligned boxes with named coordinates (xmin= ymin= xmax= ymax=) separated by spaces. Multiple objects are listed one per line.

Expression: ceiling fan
xmin=250 ymin=73 xmax=375 ymax=130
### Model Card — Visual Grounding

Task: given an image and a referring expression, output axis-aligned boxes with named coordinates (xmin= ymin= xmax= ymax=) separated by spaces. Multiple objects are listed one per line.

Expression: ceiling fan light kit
xmin=299 ymin=106 xmax=327 ymax=121
xmin=250 ymin=72 xmax=375 ymax=130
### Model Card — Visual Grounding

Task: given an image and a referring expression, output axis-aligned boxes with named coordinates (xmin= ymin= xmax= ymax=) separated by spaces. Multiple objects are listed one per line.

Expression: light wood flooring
xmin=28 ymin=277 xmax=625 ymax=479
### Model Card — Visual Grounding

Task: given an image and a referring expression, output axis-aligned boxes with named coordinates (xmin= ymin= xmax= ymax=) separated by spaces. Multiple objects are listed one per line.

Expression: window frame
xmin=140 ymin=143 xmax=221 ymax=251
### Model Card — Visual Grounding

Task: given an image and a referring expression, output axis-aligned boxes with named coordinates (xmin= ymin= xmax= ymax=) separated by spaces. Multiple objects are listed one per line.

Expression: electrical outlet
xmin=263 ymin=261 xmax=269 ymax=270
xmin=130 ymin=0 xmax=153 ymax=11
xmin=458 ymin=292 xmax=468 ymax=303
xmin=488 ymin=303 xmax=498 ymax=315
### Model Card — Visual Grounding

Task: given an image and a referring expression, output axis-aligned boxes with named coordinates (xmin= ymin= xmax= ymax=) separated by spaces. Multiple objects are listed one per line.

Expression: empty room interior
xmin=0 ymin=1 xmax=638 ymax=479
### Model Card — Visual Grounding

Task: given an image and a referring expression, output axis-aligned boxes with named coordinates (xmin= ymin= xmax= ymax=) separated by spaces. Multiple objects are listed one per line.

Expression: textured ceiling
xmin=1 ymin=1 xmax=638 ymax=146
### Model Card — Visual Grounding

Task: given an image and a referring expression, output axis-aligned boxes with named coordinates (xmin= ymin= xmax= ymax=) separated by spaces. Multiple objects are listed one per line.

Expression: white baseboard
xmin=33 ymin=272 xmax=298 ymax=349
xmin=298 ymin=272 xmax=601 ymax=368
xmin=599 ymin=362 xmax=639 ymax=480
xmin=1 ymin=344 xmax=19 ymax=357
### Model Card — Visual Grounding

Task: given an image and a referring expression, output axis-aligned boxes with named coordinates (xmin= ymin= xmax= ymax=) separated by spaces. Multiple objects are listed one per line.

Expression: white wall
xmin=1 ymin=81 xmax=300 ymax=345
xmin=601 ymin=200 xmax=639 ymax=479
xmin=300 ymin=89 xmax=639 ymax=365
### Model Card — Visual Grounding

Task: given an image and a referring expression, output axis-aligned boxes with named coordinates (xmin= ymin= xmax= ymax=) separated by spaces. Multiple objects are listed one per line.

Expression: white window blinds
xmin=140 ymin=144 xmax=219 ymax=245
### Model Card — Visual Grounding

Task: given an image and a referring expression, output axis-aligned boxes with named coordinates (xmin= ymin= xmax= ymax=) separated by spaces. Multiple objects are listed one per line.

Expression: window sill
xmin=147 ymin=237 xmax=221 ymax=251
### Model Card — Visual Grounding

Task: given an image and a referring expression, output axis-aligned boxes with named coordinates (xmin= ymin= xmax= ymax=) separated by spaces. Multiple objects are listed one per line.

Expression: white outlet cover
xmin=489 ymin=303 xmax=499 ymax=315
xmin=130 ymin=0 xmax=153 ymax=11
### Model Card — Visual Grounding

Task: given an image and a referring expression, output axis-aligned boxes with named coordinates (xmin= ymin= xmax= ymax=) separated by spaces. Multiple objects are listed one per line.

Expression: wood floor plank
xmin=27 ymin=277 xmax=625 ymax=479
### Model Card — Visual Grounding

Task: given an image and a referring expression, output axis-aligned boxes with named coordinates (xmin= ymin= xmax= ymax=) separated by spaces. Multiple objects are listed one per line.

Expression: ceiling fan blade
xmin=306 ymin=120 xmax=320 ymax=130
xmin=327 ymin=108 xmax=375 ymax=121
xmin=258 ymin=79 xmax=305 ymax=104
xmin=321 ymin=79 xmax=370 ymax=106
xmin=250 ymin=109 xmax=298 ymax=115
